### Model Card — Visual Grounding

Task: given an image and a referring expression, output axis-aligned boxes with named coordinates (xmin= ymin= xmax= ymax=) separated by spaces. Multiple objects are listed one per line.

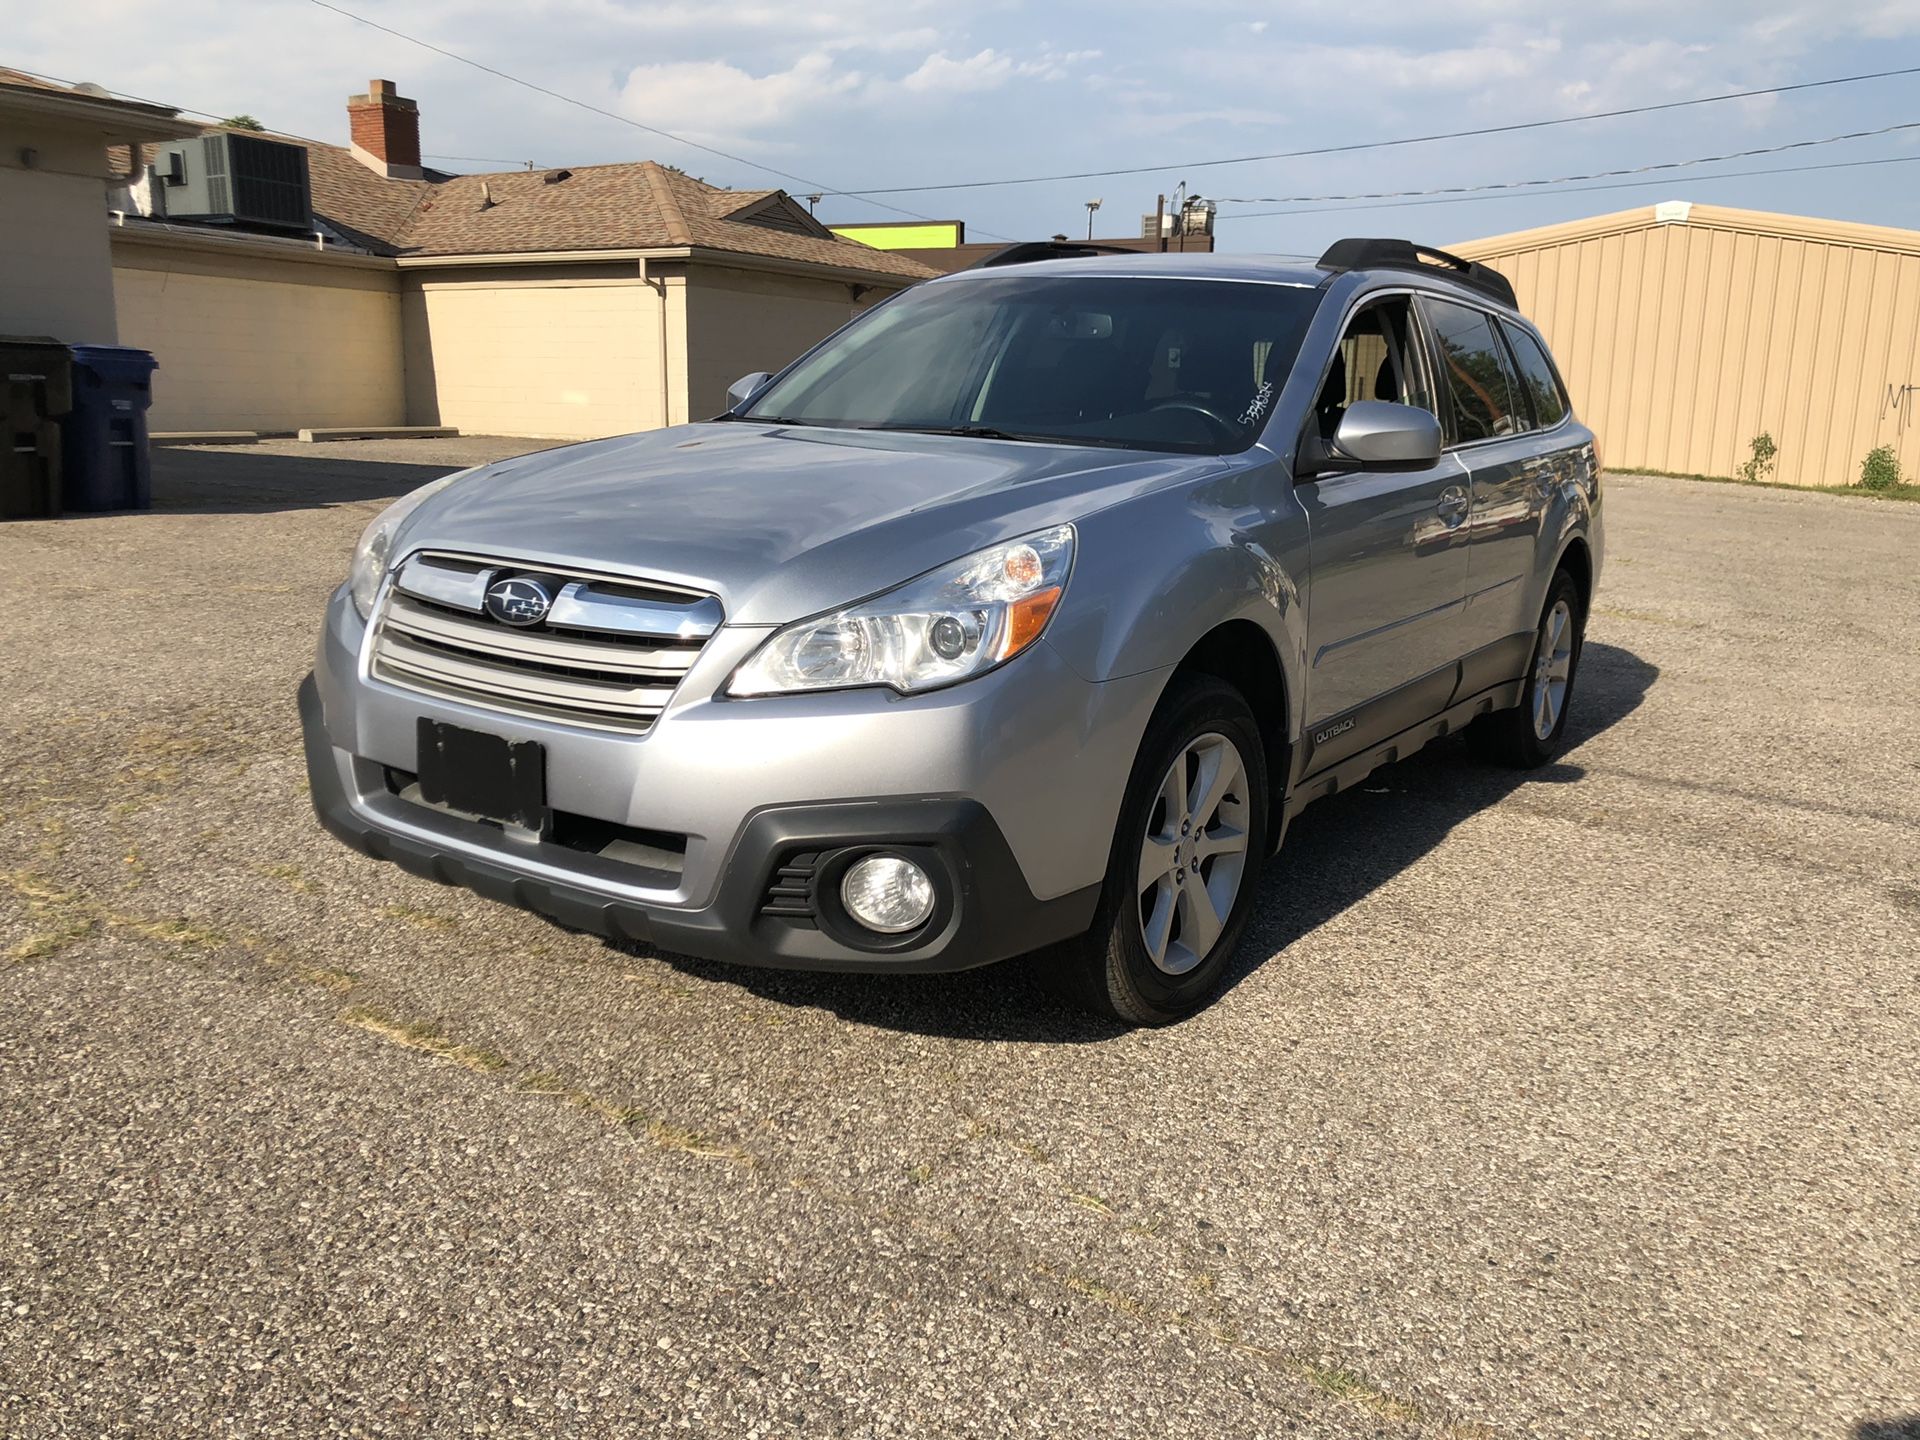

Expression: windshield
xmin=740 ymin=274 xmax=1319 ymax=454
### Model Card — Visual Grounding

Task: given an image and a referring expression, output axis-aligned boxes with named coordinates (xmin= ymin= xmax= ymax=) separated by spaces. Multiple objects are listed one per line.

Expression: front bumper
xmin=299 ymin=577 xmax=1161 ymax=969
xmin=303 ymin=670 xmax=1097 ymax=970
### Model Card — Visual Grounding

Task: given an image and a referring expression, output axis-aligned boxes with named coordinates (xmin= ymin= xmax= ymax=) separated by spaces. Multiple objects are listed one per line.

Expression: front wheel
xmin=1047 ymin=675 xmax=1269 ymax=1025
xmin=1467 ymin=568 xmax=1586 ymax=768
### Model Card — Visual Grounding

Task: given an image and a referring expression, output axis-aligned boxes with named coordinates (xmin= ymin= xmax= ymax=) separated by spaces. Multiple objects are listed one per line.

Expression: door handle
xmin=1436 ymin=485 xmax=1470 ymax=524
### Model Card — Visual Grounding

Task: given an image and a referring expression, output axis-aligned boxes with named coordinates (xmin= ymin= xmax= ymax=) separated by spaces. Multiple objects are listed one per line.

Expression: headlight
xmin=347 ymin=467 xmax=477 ymax=617
xmin=728 ymin=525 xmax=1075 ymax=697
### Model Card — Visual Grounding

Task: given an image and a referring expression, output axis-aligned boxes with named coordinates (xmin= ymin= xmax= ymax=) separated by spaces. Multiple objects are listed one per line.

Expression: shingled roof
xmin=392 ymin=159 xmax=931 ymax=277
xmin=110 ymin=119 xmax=932 ymax=279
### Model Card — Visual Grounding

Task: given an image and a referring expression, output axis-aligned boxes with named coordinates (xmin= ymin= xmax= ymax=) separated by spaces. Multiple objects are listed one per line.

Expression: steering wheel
xmin=1146 ymin=398 xmax=1238 ymax=443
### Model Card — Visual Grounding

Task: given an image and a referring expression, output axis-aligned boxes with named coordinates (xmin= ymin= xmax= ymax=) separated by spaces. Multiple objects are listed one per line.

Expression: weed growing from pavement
xmin=1861 ymin=444 xmax=1904 ymax=491
xmin=3 ymin=870 xmax=94 ymax=963
xmin=7 ymin=914 xmax=96 ymax=963
xmin=1738 ymin=432 xmax=1778 ymax=484
xmin=1632 ymin=466 xmax=1920 ymax=502
xmin=340 ymin=1007 xmax=508 ymax=1073
xmin=110 ymin=914 xmax=225 ymax=948
xmin=253 ymin=862 xmax=317 ymax=894
xmin=1032 ymin=1262 xmax=1491 ymax=1435
xmin=297 ymin=965 xmax=358 ymax=994
xmin=337 ymin=1007 xmax=752 ymax=1160
xmin=962 ymin=1113 xmax=1052 ymax=1164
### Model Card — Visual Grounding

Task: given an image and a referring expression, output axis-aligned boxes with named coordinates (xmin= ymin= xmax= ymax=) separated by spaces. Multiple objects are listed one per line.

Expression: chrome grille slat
xmin=383 ymin=595 xmax=700 ymax=678
xmin=377 ymin=635 xmax=672 ymax=718
xmin=397 ymin=555 xmax=495 ymax=612
xmin=370 ymin=552 xmax=721 ymax=732
xmin=548 ymin=583 xmax=723 ymax=641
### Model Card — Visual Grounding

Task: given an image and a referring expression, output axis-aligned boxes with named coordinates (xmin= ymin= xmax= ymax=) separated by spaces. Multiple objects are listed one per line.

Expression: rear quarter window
xmin=1502 ymin=323 xmax=1569 ymax=429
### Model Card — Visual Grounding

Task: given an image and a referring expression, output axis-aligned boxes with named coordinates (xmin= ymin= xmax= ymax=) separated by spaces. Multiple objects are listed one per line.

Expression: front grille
xmin=369 ymin=552 xmax=723 ymax=732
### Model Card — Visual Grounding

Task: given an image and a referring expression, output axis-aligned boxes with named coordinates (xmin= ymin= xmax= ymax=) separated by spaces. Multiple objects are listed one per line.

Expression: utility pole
xmin=1154 ymin=194 xmax=1166 ymax=253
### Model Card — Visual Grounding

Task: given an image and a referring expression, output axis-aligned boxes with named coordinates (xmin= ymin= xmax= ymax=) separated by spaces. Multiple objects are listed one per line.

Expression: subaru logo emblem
xmin=484 ymin=576 xmax=553 ymax=627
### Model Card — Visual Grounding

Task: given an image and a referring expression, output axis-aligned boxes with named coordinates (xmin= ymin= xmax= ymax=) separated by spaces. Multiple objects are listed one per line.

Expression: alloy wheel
xmin=1532 ymin=598 xmax=1575 ymax=740
xmin=1137 ymin=732 xmax=1251 ymax=976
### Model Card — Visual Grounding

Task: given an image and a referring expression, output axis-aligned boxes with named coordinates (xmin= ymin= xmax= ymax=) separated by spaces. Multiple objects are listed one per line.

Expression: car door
xmin=1295 ymin=295 xmax=1471 ymax=776
xmin=1418 ymin=297 xmax=1551 ymax=677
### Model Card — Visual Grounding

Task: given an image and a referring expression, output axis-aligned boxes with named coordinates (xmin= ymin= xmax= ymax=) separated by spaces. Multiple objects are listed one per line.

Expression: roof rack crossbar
xmin=1316 ymin=237 xmax=1517 ymax=309
xmin=972 ymin=240 xmax=1141 ymax=269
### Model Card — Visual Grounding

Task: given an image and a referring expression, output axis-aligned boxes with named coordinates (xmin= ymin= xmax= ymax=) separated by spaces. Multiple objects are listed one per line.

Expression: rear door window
xmin=1502 ymin=323 xmax=1568 ymax=429
xmin=1422 ymin=297 xmax=1523 ymax=445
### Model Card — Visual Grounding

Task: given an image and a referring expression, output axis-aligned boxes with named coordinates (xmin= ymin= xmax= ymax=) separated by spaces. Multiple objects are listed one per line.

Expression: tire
xmin=1466 ymin=567 xmax=1586 ymax=769
xmin=1046 ymin=674 xmax=1269 ymax=1025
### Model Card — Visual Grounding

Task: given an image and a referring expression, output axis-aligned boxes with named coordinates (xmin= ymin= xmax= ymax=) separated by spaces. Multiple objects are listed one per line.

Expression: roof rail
xmin=971 ymin=240 xmax=1142 ymax=269
xmin=1317 ymin=238 xmax=1517 ymax=310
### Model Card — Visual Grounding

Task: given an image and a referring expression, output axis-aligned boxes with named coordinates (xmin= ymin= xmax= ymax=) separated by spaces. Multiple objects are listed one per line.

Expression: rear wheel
xmin=1048 ymin=675 xmax=1268 ymax=1025
xmin=1466 ymin=567 xmax=1586 ymax=768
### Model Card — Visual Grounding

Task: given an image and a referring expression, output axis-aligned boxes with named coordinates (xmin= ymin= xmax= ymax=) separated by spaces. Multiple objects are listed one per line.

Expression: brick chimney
xmin=347 ymin=79 xmax=422 ymax=179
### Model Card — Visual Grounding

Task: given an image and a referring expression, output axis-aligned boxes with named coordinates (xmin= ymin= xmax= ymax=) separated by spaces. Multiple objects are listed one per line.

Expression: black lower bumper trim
xmin=299 ymin=673 xmax=1098 ymax=973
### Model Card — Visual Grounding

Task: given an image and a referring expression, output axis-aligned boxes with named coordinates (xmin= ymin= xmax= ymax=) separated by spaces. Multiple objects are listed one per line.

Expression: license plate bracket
xmin=416 ymin=719 xmax=547 ymax=831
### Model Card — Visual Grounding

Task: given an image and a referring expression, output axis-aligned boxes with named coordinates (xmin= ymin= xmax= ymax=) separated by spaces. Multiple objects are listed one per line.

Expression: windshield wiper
xmin=864 ymin=423 xmax=1042 ymax=442
xmin=719 ymin=412 xmax=819 ymax=427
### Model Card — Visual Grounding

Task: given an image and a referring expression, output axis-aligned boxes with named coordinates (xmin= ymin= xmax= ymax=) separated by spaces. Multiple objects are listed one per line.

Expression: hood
xmin=396 ymin=422 xmax=1226 ymax=625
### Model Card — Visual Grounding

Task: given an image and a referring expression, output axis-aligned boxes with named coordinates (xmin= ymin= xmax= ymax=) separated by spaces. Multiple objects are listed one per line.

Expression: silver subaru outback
xmin=301 ymin=238 xmax=1602 ymax=1023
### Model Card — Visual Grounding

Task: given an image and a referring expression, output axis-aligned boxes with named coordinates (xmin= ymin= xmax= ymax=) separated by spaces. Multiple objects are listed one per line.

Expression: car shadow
xmin=627 ymin=641 xmax=1658 ymax=1043
xmin=1855 ymin=1420 xmax=1920 ymax=1440
xmin=122 ymin=442 xmax=553 ymax=516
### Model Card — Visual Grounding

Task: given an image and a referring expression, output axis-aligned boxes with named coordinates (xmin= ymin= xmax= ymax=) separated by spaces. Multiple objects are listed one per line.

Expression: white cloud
xmin=897 ymin=49 xmax=1019 ymax=94
xmin=894 ymin=46 xmax=1098 ymax=95
xmin=617 ymin=51 xmax=865 ymax=144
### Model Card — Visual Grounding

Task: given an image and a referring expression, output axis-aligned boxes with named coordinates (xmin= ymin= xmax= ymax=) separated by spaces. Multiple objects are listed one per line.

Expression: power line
xmin=424 ymin=153 xmax=542 ymax=168
xmin=3 ymin=63 xmax=337 ymax=143
xmin=1219 ymin=151 xmax=1920 ymax=222
xmin=831 ymin=62 xmax=1920 ymax=197
xmin=302 ymin=0 xmax=998 ymax=232
xmin=1212 ymin=120 xmax=1920 ymax=207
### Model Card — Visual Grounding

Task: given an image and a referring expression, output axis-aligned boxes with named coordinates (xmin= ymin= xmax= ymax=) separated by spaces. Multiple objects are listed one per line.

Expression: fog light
xmin=840 ymin=854 xmax=936 ymax=934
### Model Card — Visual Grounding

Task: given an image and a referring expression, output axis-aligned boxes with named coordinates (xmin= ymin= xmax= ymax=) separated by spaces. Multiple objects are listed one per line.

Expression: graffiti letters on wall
xmin=1886 ymin=382 xmax=1918 ymax=434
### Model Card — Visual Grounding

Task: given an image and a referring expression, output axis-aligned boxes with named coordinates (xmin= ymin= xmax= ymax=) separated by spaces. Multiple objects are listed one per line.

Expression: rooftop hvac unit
xmin=154 ymin=132 xmax=313 ymax=233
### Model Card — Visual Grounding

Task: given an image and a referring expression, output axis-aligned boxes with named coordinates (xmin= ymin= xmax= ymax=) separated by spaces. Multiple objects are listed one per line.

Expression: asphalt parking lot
xmin=2 ymin=439 xmax=1916 ymax=1439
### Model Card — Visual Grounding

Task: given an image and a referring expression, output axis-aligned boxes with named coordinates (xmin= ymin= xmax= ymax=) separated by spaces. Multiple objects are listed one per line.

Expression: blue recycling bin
xmin=61 ymin=345 xmax=158 ymax=512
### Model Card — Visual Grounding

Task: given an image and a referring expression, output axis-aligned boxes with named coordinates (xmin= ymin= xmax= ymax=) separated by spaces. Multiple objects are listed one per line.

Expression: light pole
xmin=1084 ymin=197 xmax=1102 ymax=240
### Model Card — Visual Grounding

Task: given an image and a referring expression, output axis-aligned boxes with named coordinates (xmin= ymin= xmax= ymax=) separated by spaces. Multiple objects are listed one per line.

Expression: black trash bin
xmin=62 ymin=345 xmax=159 ymax=512
xmin=0 ymin=336 xmax=73 ymax=520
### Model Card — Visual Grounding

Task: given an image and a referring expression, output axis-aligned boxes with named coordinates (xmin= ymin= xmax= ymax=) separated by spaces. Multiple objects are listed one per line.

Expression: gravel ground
xmin=2 ymin=440 xmax=1916 ymax=1439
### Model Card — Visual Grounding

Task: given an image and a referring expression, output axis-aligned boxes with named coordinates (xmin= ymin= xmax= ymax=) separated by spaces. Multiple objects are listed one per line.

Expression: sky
xmin=13 ymin=0 xmax=1920 ymax=253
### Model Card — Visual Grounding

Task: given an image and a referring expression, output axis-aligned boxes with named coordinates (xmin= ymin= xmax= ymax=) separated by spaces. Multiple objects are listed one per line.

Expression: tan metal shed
xmin=1450 ymin=202 xmax=1920 ymax=488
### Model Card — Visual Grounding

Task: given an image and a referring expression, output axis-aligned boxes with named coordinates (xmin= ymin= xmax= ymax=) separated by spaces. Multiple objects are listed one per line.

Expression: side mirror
xmin=1305 ymin=401 xmax=1444 ymax=477
xmin=726 ymin=371 xmax=773 ymax=411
